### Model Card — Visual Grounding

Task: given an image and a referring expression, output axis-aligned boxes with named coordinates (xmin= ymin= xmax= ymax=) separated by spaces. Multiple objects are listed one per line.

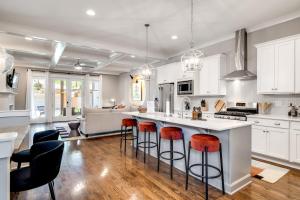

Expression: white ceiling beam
xmin=50 ymin=41 xmax=66 ymax=67
xmin=92 ymin=53 xmax=128 ymax=72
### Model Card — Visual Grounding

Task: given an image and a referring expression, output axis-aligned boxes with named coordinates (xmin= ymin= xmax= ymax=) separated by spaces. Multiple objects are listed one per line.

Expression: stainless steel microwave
xmin=177 ymin=80 xmax=193 ymax=95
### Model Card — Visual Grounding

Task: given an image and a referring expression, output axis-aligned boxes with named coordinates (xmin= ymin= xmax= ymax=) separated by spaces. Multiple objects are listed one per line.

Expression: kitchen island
xmin=123 ymin=112 xmax=253 ymax=195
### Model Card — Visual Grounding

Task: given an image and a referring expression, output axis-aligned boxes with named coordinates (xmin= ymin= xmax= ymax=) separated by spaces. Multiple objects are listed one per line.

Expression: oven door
xmin=177 ymin=80 xmax=193 ymax=95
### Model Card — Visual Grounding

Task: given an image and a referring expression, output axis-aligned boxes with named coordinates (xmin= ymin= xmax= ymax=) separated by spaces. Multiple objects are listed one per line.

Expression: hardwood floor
xmin=12 ymin=124 xmax=300 ymax=200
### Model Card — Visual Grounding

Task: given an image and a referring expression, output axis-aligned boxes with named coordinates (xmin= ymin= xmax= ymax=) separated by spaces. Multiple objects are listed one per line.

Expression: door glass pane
xmin=31 ymin=78 xmax=46 ymax=119
xmin=89 ymin=80 xmax=100 ymax=108
xmin=54 ymin=80 xmax=67 ymax=117
xmin=71 ymin=80 xmax=82 ymax=116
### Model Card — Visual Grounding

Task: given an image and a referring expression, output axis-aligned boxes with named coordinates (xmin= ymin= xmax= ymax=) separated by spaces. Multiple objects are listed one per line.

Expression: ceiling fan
xmin=74 ymin=59 xmax=85 ymax=70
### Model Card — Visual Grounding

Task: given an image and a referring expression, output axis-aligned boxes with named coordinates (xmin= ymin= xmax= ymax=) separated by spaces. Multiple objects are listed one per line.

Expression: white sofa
xmin=80 ymin=107 xmax=130 ymax=137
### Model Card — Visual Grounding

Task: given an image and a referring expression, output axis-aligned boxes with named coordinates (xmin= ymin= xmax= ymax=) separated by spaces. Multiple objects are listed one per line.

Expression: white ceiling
xmin=0 ymin=0 xmax=300 ymax=74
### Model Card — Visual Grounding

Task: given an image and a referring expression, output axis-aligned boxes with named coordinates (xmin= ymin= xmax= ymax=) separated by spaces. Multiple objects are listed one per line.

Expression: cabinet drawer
xmin=291 ymin=122 xmax=300 ymax=131
xmin=248 ymin=118 xmax=289 ymax=129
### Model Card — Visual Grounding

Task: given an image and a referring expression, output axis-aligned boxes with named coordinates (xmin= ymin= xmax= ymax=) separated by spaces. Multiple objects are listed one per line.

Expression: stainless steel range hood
xmin=223 ymin=29 xmax=256 ymax=80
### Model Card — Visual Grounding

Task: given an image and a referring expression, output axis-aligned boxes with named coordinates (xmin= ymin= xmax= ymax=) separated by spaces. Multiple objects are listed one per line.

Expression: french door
xmin=52 ymin=76 xmax=84 ymax=121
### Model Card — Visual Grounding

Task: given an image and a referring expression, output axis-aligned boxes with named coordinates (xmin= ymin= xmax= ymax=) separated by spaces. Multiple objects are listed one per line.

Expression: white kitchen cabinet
xmin=268 ymin=128 xmax=289 ymax=160
xmin=157 ymin=62 xmax=182 ymax=84
xmin=275 ymin=41 xmax=295 ymax=93
xmin=252 ymin=126 xmax=268 ymax=155
xmin=290 ymin=122 xmax=300 ymax=164
xmin=295 ymin=38 xmax=300 ymax=93
xmin=257 ymin=45 xmax=275 ymax=93
xmin=196 ymin=54 xmax=226 ymax=96
xmin=256 ymin=37 xmax=296 ymax=94
xmin=250 ymin=117 xmax=289 ymax=161
xmin=290 ymin=129 xmax=300 ymax=164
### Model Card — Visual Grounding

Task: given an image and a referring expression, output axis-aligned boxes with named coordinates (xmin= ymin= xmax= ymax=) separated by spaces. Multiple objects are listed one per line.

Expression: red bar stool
xmin=185 ymin=134 xmax=225 ymax=200
xmin=120 ymin=118 xmax=138 ymax=154
xmin=157 ymin=127 xmax=187 ymax=180
xmin=137 ymin=121 xmax=159 ymax=163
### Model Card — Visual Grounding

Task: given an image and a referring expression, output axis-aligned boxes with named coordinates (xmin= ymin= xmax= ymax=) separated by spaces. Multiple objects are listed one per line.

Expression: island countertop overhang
xmin=123 ymin=112 xmax=253 ymax=131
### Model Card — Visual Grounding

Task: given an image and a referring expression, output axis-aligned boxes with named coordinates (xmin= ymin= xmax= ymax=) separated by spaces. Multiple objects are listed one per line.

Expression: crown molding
xmin=168 ymin=10 xmax=300 ymax=60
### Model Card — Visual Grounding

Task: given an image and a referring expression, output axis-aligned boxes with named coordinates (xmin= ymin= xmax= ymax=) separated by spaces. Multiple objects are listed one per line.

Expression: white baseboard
xmin=252 ymin=153 xmax=300 ymax=170
xmin=227 ymin=174 xmax=252 ymax=195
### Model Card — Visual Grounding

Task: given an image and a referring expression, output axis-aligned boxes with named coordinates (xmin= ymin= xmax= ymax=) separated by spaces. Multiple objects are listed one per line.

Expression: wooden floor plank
xmin=11 ymin=123 xmax=300 ymax=200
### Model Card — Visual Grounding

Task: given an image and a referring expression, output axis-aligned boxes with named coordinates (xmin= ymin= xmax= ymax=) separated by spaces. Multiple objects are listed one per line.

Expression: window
xmin=89 ymin=80 xmax=100 ymax=108
xmin=71 ymin=80 xmax=83 ymax=116
xmin=31 ymin=78 xmax=46 ymax=119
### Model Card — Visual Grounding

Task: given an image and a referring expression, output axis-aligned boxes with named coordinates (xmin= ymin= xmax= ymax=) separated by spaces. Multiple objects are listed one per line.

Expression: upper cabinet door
xmin=207 ymin=56 xmax=220 ymax=94
xmin=295 ymin=39 xmax=300 ymax=93
xmin=199 ymin=58 xmax=210 ymax=94
xmin=198 ymin=54 xmax=225 ymax=96
xmin=257 ymin=45 xmax=275 ymax=93
xmin=274 ymin=40 xmax=295 ymax=93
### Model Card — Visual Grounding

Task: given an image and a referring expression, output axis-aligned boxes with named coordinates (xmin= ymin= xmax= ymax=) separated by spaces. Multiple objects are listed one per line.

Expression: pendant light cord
xmin=145 ymin=24 xmax=150 ymax=65
xmin=190 ymin=0 xmax=194 ymax=48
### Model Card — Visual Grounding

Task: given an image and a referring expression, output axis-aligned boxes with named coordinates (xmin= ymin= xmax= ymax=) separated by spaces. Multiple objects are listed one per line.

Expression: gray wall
xmin=183 ymin=17 xmax=300 ymax=114
xmin=14 ymin=67 xmax=27 ymax=110
xmin=102 ymin=74 xmax=120 ymax=106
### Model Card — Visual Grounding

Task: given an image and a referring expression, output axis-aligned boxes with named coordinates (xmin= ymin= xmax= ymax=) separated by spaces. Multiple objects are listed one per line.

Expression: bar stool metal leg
xmin=157 ymin=134 xmax=161 ymax=172
xmin=220 ymin=144 xmax=225 ymax=194
xmin=205 ymin=146 xmax=209 ymax=200
xmin=185 ymin=141 xmax=191 ymax=190
xmin=148 ymin=131 xmax=151 ymax=155
xmin=202 ymin=152 xmax=204 ymax=182
xmin=120 ymin=125 xmax=123 ymax=151
xmin=124 ymin=126 xmax=127 ymax=153
xmin=143 ymin=129 xmax=146 ymax=163
xmin=182 ymin=134 xmax=187 ymax=174
xmin=136 ymin=128 xmax=139 ymax=158
xmin=170 ymin=139 xmax=174 ymax=179
xmin=156 ymin=130 xmax=159 ymax=163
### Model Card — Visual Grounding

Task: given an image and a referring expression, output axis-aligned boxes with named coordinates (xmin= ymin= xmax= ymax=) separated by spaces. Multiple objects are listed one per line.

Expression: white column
xmin=25 ymin=69 xmax=32 ymax=116
xmin=84 ymin=74 xmax=90 ymax=108
xmin=0 ymin=132 xmax=17 ymax=200
xmin=99 ymin=75 xmax=103 ymax=108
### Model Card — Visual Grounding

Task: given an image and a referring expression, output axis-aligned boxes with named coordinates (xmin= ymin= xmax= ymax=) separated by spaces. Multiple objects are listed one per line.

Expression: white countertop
xmin=248 ymin=114 xmax=300 ymax=122
xmin=0 ymin=132 xmax=18 ymax=142
xmin=0 ymin=110 xmax=30 ymax=118
xmin=124 ymin=112 xmax=253 ymax=131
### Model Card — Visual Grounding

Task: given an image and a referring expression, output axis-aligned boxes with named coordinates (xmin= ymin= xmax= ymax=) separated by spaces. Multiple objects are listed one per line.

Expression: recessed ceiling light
xmin=130 ymin=55 xmax=135 ymax=58
xmin=171 ymin=35 xmax=178 ymax=40
xmin=74 ymin=66 xmax=82 ymax=70
xmin=86 ymin=9 xmax=96 ymax=16
xmin=25 ymin=37 xmax=33 ymax=41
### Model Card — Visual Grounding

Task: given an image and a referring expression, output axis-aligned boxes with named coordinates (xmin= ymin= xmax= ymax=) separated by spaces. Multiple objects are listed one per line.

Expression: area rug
xmin=251 ymin=160 xmax=289 ymax=183
xmin=55 ymin=126 xmax=85 ymax=141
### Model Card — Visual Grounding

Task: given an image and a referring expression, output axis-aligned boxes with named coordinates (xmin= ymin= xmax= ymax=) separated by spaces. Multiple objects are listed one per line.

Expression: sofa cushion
xmin=83 ymin=107 xmax=111 ymax=117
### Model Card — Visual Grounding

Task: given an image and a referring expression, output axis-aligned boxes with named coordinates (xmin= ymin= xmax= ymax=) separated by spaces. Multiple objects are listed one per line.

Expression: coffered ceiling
xmin=0 ymin=0 xmax=299 ymax=74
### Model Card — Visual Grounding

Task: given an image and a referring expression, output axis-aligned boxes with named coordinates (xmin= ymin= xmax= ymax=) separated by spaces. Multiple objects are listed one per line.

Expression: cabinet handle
xmin=274 ymin=122 xmax=281 ymax=126
xmin=254 ymin=121 xmax=259 ymax=123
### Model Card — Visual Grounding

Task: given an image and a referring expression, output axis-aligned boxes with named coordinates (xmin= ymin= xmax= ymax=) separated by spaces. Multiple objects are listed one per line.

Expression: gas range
xmin=214 ymin=102 xmax=258 ymax=121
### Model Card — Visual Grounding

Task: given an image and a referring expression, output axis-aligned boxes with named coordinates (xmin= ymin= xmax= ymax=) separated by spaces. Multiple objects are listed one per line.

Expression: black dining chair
xmin=11 ymin=140 xmax=64 ymax=200
xmin=11 ymin=129 xmax=59 ymax=169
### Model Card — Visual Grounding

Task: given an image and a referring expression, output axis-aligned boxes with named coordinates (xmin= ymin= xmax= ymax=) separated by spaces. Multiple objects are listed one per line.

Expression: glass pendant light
xmin=181 ymin=0 xmax=204 ymax=72
xmin=141 ymin=24 xmax=152 ymax=79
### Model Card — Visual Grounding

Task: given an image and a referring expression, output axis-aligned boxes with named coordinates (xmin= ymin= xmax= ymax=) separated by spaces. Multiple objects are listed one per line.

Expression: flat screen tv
xmin=6 ymin=69 xmax=19 ymax=89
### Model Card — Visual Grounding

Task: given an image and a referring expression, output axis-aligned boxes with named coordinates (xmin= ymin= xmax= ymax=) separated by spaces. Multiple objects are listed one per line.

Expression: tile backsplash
xmin=176 ymin=80 xmax=300 ymax=115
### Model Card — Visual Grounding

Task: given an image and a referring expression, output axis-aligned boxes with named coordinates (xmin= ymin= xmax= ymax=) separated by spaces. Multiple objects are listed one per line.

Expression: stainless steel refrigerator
xmin=158 ymin=83 xmax=174 ymax=113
